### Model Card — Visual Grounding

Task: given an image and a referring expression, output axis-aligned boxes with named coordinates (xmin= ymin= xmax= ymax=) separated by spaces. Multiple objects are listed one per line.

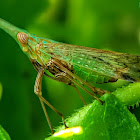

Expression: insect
xmin=0 ymin=18 xmax=140 ymax=133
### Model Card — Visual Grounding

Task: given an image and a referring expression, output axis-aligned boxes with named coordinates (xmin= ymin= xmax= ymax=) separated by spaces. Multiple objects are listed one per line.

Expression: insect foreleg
xmin=34 ymin=69 xmax=68 ymax=133
xmin=34 ymin=69 xmax=53 ymax=133
xmin=39 ymin=98 xmax=53 ymax=133
xmin=31 ymin=59 xmax=59 ymax=80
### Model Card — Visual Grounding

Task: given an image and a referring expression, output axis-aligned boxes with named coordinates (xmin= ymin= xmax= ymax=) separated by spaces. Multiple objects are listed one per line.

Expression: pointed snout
xmin=0 ymin=18 xmax=27 ymax=42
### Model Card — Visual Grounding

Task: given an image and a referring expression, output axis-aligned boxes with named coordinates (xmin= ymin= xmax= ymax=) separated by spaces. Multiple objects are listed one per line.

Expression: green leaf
xmin=46 ymin=83 xmax=140 ymax=140
xmin=112 ymin=82 xmax=140 ymax=107
xmin=0 ymin=125 xmax=11 ymax=140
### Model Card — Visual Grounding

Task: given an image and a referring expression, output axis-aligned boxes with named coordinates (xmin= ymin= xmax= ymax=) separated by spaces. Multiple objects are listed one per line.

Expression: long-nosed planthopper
xmin=0 ymin=18 xmax=140 ymax=133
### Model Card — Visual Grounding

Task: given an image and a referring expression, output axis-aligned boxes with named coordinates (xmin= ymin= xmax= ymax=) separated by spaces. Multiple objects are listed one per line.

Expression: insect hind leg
xmin=73 ymin=85 xmax=87 ymax=105
xmin=52 ymin=60 xmax=104 ymax=104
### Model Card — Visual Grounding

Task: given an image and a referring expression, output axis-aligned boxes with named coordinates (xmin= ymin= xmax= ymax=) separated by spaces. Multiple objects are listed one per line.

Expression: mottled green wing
xmin=41 ymin=43 xmax=140 ymax=82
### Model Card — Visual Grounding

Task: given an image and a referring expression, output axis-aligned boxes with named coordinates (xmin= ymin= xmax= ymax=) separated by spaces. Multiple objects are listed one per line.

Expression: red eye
xmin=17 ymin=32 xmax=28 ymax=44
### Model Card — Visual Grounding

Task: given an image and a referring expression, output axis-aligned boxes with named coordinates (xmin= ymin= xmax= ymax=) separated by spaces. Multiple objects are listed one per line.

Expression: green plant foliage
xmin=113 ymin=83 xmax=140 ymax=107
xmin=0 ymin=125 xmax=11 ymax=140
xmin=46 ymin=83 xmax=140 ymax=140
xmin=0 ymin=83 xmax=2 ymax=101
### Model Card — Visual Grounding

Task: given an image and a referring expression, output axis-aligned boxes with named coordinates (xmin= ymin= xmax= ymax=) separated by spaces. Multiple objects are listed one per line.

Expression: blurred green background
xmin=0 ymin=0 xmax=140 ymax=140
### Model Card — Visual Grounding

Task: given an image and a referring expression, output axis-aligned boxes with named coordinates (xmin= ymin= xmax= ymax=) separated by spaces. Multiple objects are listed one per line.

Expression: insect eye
xmin=17 ymin=32 xmax=28 ymax=44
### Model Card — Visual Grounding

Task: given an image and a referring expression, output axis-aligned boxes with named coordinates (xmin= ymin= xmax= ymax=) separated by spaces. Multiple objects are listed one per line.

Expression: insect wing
xmin=40 ymin=43 xmax=140 ymax=82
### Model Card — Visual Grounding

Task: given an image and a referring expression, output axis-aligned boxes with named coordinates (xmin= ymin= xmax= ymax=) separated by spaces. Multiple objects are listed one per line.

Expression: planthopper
xmin=0 ymin=18 xmax=140 ymax=133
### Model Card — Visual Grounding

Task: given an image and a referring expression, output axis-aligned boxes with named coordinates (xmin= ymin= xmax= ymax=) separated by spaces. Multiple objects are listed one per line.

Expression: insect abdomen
xmin=73 ymin=65 xmax=115 ymax=84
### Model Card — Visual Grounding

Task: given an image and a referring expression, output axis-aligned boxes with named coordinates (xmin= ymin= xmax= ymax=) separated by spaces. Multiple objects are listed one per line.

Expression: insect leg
xmin=39 ymin=98 xmax=53 ymax=133
xmin=31 ymin=59 xmax=62 ymax=81
xmin=72 ymin=85 xmax=87 ymax=105
xmin=38 ymin=95 xmax=68 ymax=129
xmin=52 ymin=59 xmax=109 ymax=95
xmin=34 ymin=69 xmax=68 ymax=133
xmin=52 ymin=59 xmax=104 ymax=104
xmin=34 ymin=69 xmax=53 ymax=133
xmin=54 ymin=72 xmax=87 ymax=105
xmin=66 ymin=74 xmax=104 ymax=104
